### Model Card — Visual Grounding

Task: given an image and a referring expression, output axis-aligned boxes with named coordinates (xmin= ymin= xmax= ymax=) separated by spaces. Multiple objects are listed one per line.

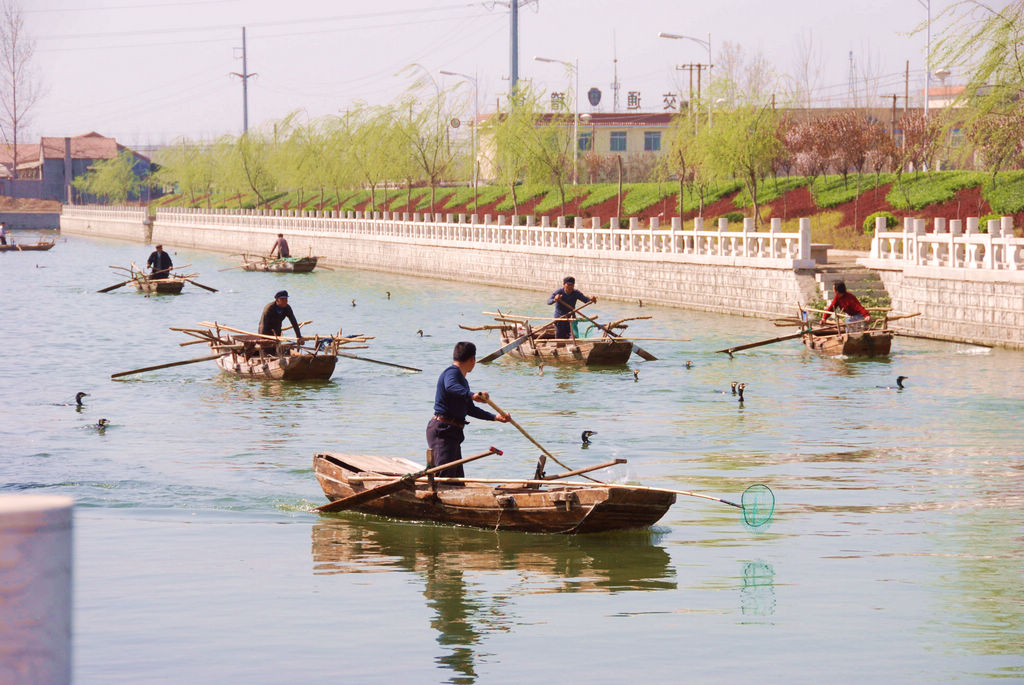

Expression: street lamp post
xmin=440 ymin=69 xmax=479 ymax=193
xmin=917 ymin=0 xmax=931 ymax=118
xmin=658 ymin=31 xmax=713 ymax=129
xmin=535 ymin=55 xmax=580 ymax=184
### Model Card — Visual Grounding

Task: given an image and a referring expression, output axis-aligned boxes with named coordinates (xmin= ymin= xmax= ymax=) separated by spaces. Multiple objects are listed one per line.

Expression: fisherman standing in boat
xmin=270 ymin=233 xmax=290 ymax=258
xmin=821 ymin=281 xmax=871 ymax=331
xmin=0 ymin=221 xmax=7 ymax=245
xmin=259 ymin=290 xmax=303 ymax=342
xmin=548 ymin=276 xmax=597 ymax=339
xmin=428 ymin=341 xmax=509 ymax=478
xmin=146 ymin=244 xmax=173 ymax=279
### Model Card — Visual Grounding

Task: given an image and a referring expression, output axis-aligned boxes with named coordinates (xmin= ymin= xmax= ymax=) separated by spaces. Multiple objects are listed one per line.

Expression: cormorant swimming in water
xmin=877 ymin=375 xmax=908 ymax=390
xmin=91 ymin=418 xmax=110 ymax=431
xmin=632 ymin=369 xmax=639 ymax=382
xmin=685 ymin=361 xmax=693 ymax=369
xmin=386 ymin=291 xmax=391 ymax=300
xmin=351 ymin=299 xmax=356 ymax=307
xmin=737 ymin=383 xmax=746 ymax=402
xmin=714 ymin=382 xmax=737 ymax=395
xmin=75 ymin=392 xmax=88 ymax=407
xmin=581 ymin=430 xmax=597 ymax=445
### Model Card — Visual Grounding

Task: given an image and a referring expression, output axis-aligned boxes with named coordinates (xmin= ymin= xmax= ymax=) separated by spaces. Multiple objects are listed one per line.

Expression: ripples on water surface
xmin=2 ymin=234 xmax=1022 ymax=682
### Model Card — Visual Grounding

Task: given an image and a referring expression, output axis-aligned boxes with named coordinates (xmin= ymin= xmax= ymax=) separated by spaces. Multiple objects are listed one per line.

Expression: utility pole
xmin=230 ymin=27 xmax=256 ymax=134
xmin=509 ymin=0 xmax=518 ymax=97
xmin=904 ymin=60 xmax=910 ymax=114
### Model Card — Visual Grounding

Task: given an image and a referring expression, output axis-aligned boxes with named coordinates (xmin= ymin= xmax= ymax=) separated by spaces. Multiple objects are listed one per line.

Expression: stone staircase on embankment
xmin=813 ymin=250 xmax=891 ymax=307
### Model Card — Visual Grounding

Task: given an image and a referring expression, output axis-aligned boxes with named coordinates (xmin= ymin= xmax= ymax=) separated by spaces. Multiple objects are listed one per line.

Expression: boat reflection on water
xmin=312 ymin=518 xmax=676 ymax=681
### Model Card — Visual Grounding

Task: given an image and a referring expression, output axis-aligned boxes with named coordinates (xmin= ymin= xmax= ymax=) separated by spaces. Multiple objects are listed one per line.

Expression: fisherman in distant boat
xmin=821 ymin=281 xmax=871 ymax=332
xmin=0 ymin=221 xmax=7 ymax=245
xmin=270 ymin=233 xmax=290 ymax=259
xmin=427 ymin=341 xmax=509 ymax=479
xmin=146 ymin=244 xmax=173 ymax=279
xmin=259 ymin=290 xmax=303 ymax=343
xmin=547 ymin=276 xmax=597 ymax=339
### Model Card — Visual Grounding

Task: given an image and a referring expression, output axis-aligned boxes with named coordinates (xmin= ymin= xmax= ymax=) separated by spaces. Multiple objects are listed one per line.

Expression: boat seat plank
xmin=317 ymin=452 xmax=423 ymax=475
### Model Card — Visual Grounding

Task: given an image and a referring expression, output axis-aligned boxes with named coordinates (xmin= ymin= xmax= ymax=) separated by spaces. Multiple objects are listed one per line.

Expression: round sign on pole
xmin=587 ymin=88 xmax=602 ymax=107
xmin=450 ymin=118 xmax=461 ymax=129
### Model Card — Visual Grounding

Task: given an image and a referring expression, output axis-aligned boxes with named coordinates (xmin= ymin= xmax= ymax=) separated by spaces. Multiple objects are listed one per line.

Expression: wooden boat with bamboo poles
xmin=463 ymin=305 xmax=667 ymax=366
xmin=99 ymin=263 xmax=218 ymax=295
xmin=239 ymin=254 xmax=319 ymax=273
xmin=313 ymin=452 xmax=678 ymax=534
xmin=0 ymin=238 xmax=55 ymax=252
xmin=186 ymin=321 xmax=372 ymax=381
xmin=798 ymin=306 xmax=895 ymax=358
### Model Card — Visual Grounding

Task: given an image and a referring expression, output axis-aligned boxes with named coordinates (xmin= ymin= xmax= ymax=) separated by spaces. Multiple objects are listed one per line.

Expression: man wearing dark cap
xmin=146 ymin=244 xmax=173 ymax=279
xmin=427 ymin=341 xmax=509 ymax=478
xmin=259 ymin=290 xmax=303 ymax=341
xmin=547 ymin=276 xmax=597 ymax=339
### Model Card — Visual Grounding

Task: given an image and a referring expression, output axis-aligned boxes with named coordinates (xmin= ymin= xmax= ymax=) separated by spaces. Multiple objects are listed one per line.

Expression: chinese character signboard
xmin=627 ymin=91 xmax=641 ymax=110
xmin=550 ymin=91 xmax=566 ymax=111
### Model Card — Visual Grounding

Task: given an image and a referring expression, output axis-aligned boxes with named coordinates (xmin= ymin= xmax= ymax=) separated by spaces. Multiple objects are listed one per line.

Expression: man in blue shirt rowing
xmin=427 ymin=341 xmax=510 ymax=478
xmin=547 ymin=276 xmax=597 ymax=339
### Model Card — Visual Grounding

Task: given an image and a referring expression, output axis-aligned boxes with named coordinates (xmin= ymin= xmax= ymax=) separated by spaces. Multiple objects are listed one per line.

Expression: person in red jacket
xmin=822 ymin=281 xmax=871 ymax=331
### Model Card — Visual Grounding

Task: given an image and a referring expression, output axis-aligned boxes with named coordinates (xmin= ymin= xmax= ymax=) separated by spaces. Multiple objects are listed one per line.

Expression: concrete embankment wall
xmin=875 ymin=267 xmax=1024 ymax=349
xmin=0 ymin=212 xmax=61 ymax=230
xmin=59 ymin=207 xmax=150 ymax=242
xmin=147 ymin=213 xmax=819 ymax=318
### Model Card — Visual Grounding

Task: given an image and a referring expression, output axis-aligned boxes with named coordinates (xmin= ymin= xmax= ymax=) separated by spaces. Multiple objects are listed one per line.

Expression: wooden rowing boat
xmin=802 ymin=328 xmax=893 ymax=357
xmin=0 ymin=239 xmax=55 ymax=252
xmin=240 ymin=255 xmax=319 ymax=273
xmin=133 ymin=276 xmax=186 ymax=294
xmin=211 ymin=333 xmax=337 ymax=380
xmin=499 ymin=326 xmax=634 ymax=364
xmin=313 ymin=452 xmax=675 ymax=534
xmin=798 ymin=307 xmax=893 ymax=358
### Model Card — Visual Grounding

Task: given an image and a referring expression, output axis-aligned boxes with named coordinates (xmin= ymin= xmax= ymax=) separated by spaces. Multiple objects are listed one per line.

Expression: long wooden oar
xmin=314 ymin=446 xmax=503 ymax=512
xmin=715 ymin=331 xmax=806 ymax=356
xmin=890 ymin=330 xmax=993 ymax=347
xmin=573 ymin=309 xmax=658 ymax=361
xmin=181 ymin=277 xmax=218 ymax=292
xmin=483 ymin=398 xmax=602 ymax=482
xmin=336 ymin=351 xmax=421 ymax=372
xmin=97 ymin=280 xmax=133 ymax=293
xmin=111 ymin=354 xmax=222 ymax=379
xmin=479 ymin=301 xmax=594 ymax=363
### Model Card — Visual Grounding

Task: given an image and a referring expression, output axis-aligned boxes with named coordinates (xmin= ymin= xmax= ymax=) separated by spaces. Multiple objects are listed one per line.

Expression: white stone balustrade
xmin=149 ymin=207 xmax=814 ymax=268
xmin=867 ymin=215 xmax=1022 ymax=272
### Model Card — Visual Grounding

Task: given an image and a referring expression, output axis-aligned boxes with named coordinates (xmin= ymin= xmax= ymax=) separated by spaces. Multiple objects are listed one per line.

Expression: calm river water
xmin=2 ymin=233 xmax=1023 ymax=683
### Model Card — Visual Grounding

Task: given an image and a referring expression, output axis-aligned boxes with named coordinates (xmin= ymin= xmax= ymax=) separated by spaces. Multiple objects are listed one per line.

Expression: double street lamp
xmin=439 ymin=69 xmax=479 ymax=192
xmin=658 ymin=31 xmax=713 ymax=129
xmin=535 ymin=55 xmax=580 ymax=184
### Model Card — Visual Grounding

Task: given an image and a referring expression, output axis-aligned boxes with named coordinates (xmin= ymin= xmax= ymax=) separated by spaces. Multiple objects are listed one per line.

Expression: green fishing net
xmin=741 ymin=484 xmax=775 ymax=527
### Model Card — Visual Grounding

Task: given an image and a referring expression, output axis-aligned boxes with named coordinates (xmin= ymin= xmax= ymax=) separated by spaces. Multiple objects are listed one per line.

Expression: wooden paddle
xmin=97 ymin=280 xmax=133 ymax=293
xmin=336 ymin=351 xmax=421 ymax=372
xmin=181 ymin=278 xmax=219 ymax=292
xmin=715 ymin=331 xmax=806 ymax=356
xmin=482 ymin=398 xmax=602 ymax=482
xmin=478 ymin=300 xmax=594 ymax=363
xmin=573 ymin=309 xmax=658 ymax=361
xmin=314 ymin=446 xmax=503 ymax=512
xmin=111 ymin=354 xmax=223 ymax=379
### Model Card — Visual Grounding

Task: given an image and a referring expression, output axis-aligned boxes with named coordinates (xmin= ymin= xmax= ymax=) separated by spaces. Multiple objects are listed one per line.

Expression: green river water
xmin=1 ymin=232 xmax=1022 ymax=683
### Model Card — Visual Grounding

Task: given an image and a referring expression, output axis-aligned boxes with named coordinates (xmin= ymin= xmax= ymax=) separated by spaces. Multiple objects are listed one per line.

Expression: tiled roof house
xmin=0 ymin=132 xmax=150 ymax=202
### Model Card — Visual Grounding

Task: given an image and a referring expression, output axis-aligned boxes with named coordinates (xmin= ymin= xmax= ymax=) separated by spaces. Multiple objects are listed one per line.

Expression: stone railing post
xmin=798 ymin=218 xmax=811 ymax=262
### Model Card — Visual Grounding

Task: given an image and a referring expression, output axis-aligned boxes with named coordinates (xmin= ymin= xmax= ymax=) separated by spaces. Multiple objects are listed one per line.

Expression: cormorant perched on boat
xmin=737 ymin=383 xmax=746 ymax=402
xmin=581 ymin=430 xmax=597 ymax=445
xmin=877 ymin=375 xmax=908 ymax=390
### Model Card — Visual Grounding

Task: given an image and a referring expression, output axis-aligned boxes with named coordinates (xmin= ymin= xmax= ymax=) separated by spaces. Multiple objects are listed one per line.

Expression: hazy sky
xmin=24 ymin=0 xmax=976 ymax=146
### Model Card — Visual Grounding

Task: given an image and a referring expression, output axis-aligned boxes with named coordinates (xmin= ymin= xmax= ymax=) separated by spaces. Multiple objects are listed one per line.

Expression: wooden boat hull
xmin=313 ymin=453 xmax=675 ymax=534
xmin=242 ymin=256 xmax=318 ymax=273
xmin=217 ymin=349 xmax=337 ymax=380
xmin=0 ymin=241 xmax=55 ymax=252
xmin=499 ymin=331 xmax=633 ymax=365
xmin=802 ymin=329 xmax=893 ymax=357
xmin=134 ymin=278 xmax=185 ymax=294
